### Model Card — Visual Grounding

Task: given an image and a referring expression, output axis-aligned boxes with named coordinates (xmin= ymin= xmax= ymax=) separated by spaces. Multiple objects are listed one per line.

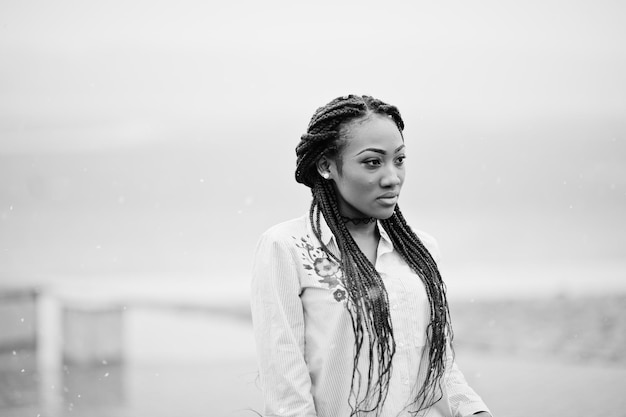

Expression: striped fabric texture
xmin=251 ymin=215 xmax=490 ymax=417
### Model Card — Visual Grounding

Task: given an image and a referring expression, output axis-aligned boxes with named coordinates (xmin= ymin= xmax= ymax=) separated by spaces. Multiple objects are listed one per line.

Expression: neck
xmin=343 ymin=216 xmax=378 ymax=236
xmin=343 ymin=216 xmax=380 ymax=264
xmin=341 ymin=215 xmax=376 ymax=226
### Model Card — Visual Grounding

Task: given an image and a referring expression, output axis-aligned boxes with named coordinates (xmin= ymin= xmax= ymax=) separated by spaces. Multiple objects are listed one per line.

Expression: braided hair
xmin=295 ymin=95 xmax=452 ymax=415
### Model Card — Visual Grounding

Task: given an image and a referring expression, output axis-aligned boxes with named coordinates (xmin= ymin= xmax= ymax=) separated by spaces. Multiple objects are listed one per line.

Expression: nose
xmin=380 ymin=164 xmax=403 ymax=188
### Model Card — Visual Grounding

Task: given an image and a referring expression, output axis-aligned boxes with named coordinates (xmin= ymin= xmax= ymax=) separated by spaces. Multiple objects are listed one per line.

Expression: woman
xmin=251 ymin=95 xmax=492 ymax=417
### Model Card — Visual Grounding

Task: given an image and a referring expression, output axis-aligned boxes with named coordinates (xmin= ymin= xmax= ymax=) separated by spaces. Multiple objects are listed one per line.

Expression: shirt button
xmin=403 ymin=378 xmax=410 ymax=385
xmin=391 ymin=304 xmax=398 ymax=310
xmin=279 ymin=408 xmax=285 ymax=414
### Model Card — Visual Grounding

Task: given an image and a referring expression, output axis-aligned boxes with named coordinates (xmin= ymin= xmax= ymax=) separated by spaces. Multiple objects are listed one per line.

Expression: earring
xmin=322 ymin=172 xmax=330 ymax=179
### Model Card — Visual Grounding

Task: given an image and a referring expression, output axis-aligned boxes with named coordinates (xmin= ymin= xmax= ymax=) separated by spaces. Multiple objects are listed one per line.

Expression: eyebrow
xmin=355 ymin=144 xmax=405 ymax=156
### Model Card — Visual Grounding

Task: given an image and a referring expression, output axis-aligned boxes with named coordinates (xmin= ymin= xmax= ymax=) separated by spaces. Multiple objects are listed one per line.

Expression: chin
xmin=374 ymin=207 xmax=397 ymax=220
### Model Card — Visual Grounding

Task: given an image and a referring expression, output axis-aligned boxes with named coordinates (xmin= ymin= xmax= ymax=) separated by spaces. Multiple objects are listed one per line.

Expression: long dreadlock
xmin=295 ymin=95 xmax=453 ymax=415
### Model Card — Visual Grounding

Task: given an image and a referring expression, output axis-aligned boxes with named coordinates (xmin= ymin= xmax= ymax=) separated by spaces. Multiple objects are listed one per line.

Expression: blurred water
xmin=2 ymin=297 xmax=625 ymax=417
xmin=0 ymin=293 xmax=262 ymax=417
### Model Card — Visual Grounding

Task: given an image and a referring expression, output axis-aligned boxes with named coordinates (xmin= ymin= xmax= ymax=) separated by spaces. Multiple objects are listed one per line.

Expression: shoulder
xmin=399 ymin=211 xmax=443 ymax=262
xmin=255 ymin=215 xmax=314 ymax=257
xmin=413 ymin=228 xmax=443 ymax=263
xmin=258 ymin=215 xmax=309 ymax=243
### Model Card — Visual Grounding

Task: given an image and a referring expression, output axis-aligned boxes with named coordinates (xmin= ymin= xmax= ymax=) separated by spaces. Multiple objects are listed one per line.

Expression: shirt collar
xmin=306 ymin=210 xmax=395 ymax=256
xmin=377 ymin=222 xmax=394 ymax=257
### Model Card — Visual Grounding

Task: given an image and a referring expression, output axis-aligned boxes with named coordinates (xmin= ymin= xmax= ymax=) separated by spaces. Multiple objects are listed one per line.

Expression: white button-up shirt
xmin=251 ymin=214 xmax=490 ymax=417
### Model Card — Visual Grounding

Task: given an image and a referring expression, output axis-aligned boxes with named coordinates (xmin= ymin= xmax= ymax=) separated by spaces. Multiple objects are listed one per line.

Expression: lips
xmin=377 ymin=193 xmax=399 ymax=206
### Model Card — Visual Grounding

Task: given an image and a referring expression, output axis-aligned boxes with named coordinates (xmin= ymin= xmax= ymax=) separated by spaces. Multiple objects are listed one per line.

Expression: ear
xmin=316 ymin=155 xmax=333 ymax=180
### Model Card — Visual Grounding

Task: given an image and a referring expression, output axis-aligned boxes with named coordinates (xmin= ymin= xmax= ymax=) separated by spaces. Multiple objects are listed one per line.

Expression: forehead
xmin=340 ymin=114 xmax=404 ymax=155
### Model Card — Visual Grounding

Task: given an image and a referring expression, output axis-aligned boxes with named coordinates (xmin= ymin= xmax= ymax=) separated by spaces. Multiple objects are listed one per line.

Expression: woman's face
xmin=324 ymin=114 xmax=406 ymax=220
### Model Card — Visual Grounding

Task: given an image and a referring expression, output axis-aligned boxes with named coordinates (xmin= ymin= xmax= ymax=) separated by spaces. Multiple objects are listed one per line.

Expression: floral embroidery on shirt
xmin=293 ymin=235 xmax=346 ymax=303
xmin=333 ymin=288 xmax=347 ymax=302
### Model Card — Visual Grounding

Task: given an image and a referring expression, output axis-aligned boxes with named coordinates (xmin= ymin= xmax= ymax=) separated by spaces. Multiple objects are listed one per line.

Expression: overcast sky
xmin=1 ymin=0 xmax=624 ymax=152
xmin=1 ymin=1 xmax=625 ymax=286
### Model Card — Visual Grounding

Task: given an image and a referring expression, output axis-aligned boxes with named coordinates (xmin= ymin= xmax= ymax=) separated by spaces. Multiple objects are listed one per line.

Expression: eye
xmin=364 ymin=159 xmax=382 ymax=167
xmin=395 ymin=155 xmax=407 ymax=166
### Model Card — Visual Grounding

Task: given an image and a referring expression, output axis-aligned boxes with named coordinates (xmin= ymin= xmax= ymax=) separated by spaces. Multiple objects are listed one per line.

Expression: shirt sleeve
xmin=444 ymin=355 xmax=492 ymax=417
xmin=250 ymin=231 xmax=318 ymax=417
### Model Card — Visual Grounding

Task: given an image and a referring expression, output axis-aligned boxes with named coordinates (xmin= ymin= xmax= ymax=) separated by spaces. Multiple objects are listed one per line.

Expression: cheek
xmin=356 ymin=177 xmax=375 ymax=191
xmin=398 ymin=167 xmax=407 ymax=183
xmin=338 ymin=178 xmax=369 ymax=200
xmin=337 ymin=169 xmax=376 ymax=197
